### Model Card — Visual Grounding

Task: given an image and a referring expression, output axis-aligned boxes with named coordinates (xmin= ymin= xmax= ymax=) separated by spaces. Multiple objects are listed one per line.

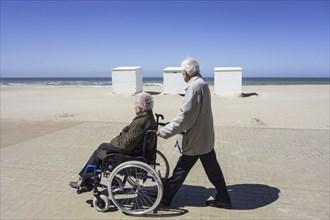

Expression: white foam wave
xmin=143 ymin=83 xmax=163 ymax=87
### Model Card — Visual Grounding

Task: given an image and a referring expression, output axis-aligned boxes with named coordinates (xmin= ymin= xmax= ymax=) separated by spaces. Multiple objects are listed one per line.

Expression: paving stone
xmin=1 ymin=122 xmax=329 ymax=219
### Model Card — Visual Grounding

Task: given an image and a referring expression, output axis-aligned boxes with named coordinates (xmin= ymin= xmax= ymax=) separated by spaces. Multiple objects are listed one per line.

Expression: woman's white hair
xmin=181 ymin=57 xmax=200 ymax=76
xmin=135 ymin=92 xmax=154 ymax=112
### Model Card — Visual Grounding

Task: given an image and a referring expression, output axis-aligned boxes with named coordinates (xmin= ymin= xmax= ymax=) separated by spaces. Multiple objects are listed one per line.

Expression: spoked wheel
xmin=155 ymin=150 xmax=170 ymax=179
xmin=108 ymin=161 xmax=163 ymax=215
xmin=93 ymin=194 xmax=110 ymax=212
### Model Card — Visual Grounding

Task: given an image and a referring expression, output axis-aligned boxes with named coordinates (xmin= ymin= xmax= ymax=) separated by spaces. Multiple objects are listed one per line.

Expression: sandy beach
xmin=1 ymin=84 xmax=329 ymax=219
xmin=1 ymin=84 xmax=329 ymax=148
xmin=1 ymin=85 xmax=329 ymax=132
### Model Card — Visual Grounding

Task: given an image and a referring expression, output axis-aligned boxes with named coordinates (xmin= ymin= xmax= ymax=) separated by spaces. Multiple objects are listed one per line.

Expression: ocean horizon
xmin=0 ymin=77 xmax=329 ymax=87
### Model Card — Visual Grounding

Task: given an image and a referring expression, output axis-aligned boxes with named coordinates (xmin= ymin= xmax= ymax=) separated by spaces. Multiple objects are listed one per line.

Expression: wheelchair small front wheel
xmin=93 ymin=194 xmax=110 ymax=212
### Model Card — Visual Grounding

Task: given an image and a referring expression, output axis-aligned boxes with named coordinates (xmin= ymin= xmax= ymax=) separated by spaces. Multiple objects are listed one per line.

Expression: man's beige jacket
xmin=158 ymin=76 xmax=215 ymax=156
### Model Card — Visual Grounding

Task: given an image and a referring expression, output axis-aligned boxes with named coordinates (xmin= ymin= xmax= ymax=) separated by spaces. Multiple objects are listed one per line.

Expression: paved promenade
xmin=1 ymin=121 xmax=329 ymax=219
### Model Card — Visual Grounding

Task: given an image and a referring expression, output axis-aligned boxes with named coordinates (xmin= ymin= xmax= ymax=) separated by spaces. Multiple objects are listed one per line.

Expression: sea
xmin=0 ymin=77 xmax=329 ymax=87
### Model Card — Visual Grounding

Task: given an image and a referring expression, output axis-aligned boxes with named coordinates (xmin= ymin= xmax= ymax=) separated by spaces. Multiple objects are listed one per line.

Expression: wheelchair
xmin=76 ymin=114 xmax=170 ymax=215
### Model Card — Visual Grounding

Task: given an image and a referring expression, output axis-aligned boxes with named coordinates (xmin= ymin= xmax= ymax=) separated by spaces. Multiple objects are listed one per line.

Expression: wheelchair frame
xmin=76 ymin=113 xmax=169 ymax=215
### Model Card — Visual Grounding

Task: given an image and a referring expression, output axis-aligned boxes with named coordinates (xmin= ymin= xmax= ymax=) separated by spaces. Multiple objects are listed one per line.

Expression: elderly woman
xmin=70 ymin=92 xmax=156 ymax=190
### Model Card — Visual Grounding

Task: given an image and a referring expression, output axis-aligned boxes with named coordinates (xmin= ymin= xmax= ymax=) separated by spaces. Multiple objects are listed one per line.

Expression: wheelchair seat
xmin=101 ymin=129 xmax=158 ymax=173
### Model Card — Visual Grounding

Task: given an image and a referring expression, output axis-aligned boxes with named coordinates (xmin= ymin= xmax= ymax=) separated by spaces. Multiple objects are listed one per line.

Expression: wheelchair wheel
xmin=155 ymin=150 xmax=170 ymax=179
xmin=108 ymin=161 xmax=163 ymax=215
xmin=93 ymin=194 xmax=110 ymax=212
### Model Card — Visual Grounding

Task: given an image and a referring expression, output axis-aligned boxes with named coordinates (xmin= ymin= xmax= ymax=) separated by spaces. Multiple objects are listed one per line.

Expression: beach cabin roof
xmin=112 ymin=66 xmax=142 ymax=71
xmin=163 ymin=67 xmax=182 ymax=73
xmin=214 ymin=67 xmax=242 ymax=72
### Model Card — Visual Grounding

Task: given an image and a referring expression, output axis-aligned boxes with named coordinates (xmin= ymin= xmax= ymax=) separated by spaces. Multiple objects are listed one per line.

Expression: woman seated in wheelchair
xmin=69 ymin=92 xmax=156 ymax=192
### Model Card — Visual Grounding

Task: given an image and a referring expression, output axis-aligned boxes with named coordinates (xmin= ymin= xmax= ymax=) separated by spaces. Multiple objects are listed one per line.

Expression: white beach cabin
xmin=214 ymin=67 xmax=242 ymax=96
xmin=111 ymin=66 xmax=143 ymax=93
xmin=163 ymin=67 xmax=187 ymax=95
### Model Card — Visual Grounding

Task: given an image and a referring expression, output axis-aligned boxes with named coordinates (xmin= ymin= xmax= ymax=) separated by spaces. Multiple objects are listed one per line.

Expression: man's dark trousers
xmin=162 ymin=149 xmax=231 ymax=204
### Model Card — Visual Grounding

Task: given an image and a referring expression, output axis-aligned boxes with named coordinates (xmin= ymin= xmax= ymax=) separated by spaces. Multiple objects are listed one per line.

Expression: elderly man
xmin=70 ymin=92 xmax=157 ymax=191
xmin=157 ymin=57 xmax=232 ymax=209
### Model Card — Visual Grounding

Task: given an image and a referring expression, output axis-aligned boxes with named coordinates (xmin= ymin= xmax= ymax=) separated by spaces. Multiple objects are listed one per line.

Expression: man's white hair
xmin=135 ymin=92 xmax=154 ymax=112
xmin=181 ymin=57 xmax=200 ymax=76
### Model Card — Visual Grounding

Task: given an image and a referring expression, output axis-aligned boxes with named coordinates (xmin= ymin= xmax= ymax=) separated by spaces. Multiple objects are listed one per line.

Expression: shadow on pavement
xmin=144 ymin=91 xmax=162 ymax=95
xmin=86 ymin=183 xmax=280 ymax=217
xmin=86 ymin=199 xmax=189 ymax=218
xmin=171 ymin=183 xmax=280 ymax=210
xmin=228 ymin=183 xmax=280 ymax=210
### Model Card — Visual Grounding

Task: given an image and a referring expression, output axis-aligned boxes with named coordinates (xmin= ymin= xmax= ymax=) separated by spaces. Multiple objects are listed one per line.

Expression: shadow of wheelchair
xmin=171 ymin=183 xmax=280 ymax=210
xmin=85 ymin=188 xmax=189 ymax=217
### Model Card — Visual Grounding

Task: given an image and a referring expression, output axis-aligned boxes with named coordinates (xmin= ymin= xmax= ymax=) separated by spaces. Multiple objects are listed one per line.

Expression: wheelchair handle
xmin=155 ymin=113 xmax=164 ymax=122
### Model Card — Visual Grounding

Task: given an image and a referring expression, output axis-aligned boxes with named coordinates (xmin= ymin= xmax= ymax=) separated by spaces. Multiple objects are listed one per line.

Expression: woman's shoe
xmin=69 ymin=180 xmax=82 ymax=189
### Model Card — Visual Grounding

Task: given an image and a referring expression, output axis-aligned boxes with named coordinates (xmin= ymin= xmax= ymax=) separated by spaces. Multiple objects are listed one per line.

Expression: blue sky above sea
xmin=1 ymin=0 xmax=329 ymax=78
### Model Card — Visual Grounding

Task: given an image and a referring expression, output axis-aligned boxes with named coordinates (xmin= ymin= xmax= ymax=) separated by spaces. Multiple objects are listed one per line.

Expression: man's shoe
xmin=69 ymin=180 xmax=82 ymax=189
xmin=206 ymin=200 xmax=232 ymax=209
xmin=159 ymin=199 xmax=171 ymax=207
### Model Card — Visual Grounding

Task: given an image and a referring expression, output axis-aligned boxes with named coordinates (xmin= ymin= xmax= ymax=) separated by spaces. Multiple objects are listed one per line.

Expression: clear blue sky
xmin=1 ymin=0 xmax=329 ymax=77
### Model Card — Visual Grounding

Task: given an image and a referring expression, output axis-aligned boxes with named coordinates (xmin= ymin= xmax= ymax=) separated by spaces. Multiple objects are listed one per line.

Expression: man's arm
xmin=158 ymin=87 xmax=201 ymax=139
